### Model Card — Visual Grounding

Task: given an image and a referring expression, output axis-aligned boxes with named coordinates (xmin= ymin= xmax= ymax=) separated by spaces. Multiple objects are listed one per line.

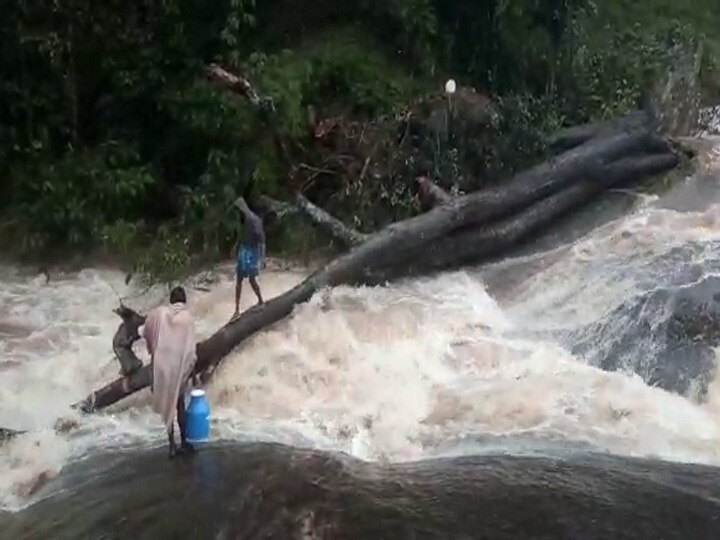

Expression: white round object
xmin=445 ymin=79 xmax=457 ymax=94
xmin=190 ymin=389 xmax=206 ymax=397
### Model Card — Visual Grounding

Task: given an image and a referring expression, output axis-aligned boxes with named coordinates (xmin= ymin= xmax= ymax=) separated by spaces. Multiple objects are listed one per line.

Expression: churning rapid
xmin=3 ymin=137 xmax=720 ymax=527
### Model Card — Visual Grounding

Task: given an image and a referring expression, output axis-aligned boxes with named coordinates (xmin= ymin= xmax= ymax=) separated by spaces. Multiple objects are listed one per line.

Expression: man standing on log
xmin=232 ymin=197 xmax=265 ymax=319
xmin=139 ymin=286 xmax=197 ymax=458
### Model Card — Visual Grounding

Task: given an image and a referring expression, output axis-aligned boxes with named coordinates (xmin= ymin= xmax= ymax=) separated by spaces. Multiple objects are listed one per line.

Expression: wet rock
xmin=571 ymin=275 xmax=720 ymax=399
xmin=3 ymin=443 xmax=720 ymax=539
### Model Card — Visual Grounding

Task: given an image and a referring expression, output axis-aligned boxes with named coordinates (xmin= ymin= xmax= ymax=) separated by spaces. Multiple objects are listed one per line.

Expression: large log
xmin=79 ymin=137 xmax=678 ymax=412
xmin=549 ymin=110 xmax=652 ymax=153
xmin=77 ymin=66 xmax=680 ymax=412
xmin=111 ymin=305 xmax=146 ymax=376
xmin=308 ymin=127 xmax=668 ymax=280
xmin=80 ymin=281 xmax=317 ymax=411
xmin=388 ymin=153 xmax=679 ymax=278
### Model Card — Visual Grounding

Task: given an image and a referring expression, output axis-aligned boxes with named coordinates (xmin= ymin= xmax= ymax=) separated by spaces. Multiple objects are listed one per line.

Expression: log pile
xmin=77 ymin=67 xmax=681 ymax=412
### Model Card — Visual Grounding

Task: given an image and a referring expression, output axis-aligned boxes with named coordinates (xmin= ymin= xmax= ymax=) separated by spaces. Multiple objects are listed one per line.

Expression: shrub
xmin=9 ymin=142 xmax=153 ymax=250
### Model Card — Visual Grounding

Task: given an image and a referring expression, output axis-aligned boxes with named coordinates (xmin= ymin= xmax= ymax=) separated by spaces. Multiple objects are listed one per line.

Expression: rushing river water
xmin=3 ymin=140 xmax=720 ymax=538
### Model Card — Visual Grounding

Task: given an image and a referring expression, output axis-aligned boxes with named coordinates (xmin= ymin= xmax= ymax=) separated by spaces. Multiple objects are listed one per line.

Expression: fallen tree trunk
xmin=549 ymin=110 xmax=652 ymax=153
xmin=79 ymin=134 xmax=678 ymax=412
xmin=80 ymin=281 xmax=317 ymax=411
xmin=388 ymin=153 xmax=679 ymax=278
xmin=309 ymin=128 xmax=668 ymax=278
xmin=77 ymin=66 xmax=681 ymax=412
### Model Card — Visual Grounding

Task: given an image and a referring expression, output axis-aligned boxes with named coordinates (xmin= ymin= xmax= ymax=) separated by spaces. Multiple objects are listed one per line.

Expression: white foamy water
xmin=3 ymin=144 xmax=720 ymax=510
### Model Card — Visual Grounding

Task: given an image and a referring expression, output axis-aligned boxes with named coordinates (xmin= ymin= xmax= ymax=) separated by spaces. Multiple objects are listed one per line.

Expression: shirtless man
xmin=232 ymin=197 xmax=265 ymax=319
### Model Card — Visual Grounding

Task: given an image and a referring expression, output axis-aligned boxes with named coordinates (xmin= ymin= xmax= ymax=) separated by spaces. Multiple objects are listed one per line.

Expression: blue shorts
xmin=236 ymin=245 xmax=260 ymax=278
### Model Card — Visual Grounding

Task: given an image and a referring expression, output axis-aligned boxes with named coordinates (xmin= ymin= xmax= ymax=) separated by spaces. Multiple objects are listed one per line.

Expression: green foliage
xmin=178 ymin=149 xmax=250 ymax=254
xmin=560 ymin=15 xmax=701 ymax=121
xmin=303 ymin=32 xmax=418 ymax=115
xmin=133 ymin=226 xmax=193 ymax=285
xmin=100 ymin=220 xmax=144 ymax=255
xmin=9 ymin=143 xmax=153 ymax=250
xmin=471 ymin=94 xmax=564 ymax=182
xmin=2 ymin=0 xmax=720 ymax=282
xmin=334 ymin=166 xmax=422 ymax=232
xmin=161 ymin=80 xmax=258 ymax=144
xmin=266 ymin=216 xmax=328 ymax=264
xmin=244 ymin=30 xmax=422 ymax=138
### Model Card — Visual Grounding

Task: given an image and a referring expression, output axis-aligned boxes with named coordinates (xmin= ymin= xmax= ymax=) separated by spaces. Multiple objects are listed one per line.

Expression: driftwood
xmin=75 ymin=66 xmax=681 ymax=413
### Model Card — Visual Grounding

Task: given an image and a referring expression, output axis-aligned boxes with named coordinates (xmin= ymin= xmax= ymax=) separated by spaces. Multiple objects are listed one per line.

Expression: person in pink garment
xmin=139 ymin=286 xmax=197 ymax=457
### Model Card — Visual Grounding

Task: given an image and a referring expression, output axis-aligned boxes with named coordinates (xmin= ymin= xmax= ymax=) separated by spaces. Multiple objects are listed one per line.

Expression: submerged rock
xmin=571 ymin=273 xmax=720 ymax=399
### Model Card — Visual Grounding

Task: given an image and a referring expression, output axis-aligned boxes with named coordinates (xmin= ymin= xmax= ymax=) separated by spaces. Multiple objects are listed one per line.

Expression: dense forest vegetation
xmin=1 ymin=0 xmax=718 ymax=279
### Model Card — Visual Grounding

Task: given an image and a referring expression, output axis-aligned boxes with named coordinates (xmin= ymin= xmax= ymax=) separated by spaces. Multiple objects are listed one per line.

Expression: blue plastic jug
xmin=185 ymin=389 xmax=210 ymax=443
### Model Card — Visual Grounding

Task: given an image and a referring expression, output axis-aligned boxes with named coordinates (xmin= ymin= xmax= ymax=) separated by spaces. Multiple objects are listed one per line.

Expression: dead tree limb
xmin=295 ymin=194 xmax=367 ymax=247
xmin=255 ymin=194 xmax=367 ymax=247
xmin=205 ymin=63 xmax=293 ymax=172
xmin=416 ymin=176 xmax=452 ymax=210
xmin=205 ymin=63 xmax=264 ymax=107
xmin=255 ymin=195 xmax=298 ymax=220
